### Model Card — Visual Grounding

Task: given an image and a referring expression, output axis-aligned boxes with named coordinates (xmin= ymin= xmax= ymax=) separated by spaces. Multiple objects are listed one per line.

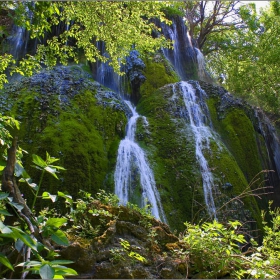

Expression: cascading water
xmin=7 ymin=25 xmax=29 ymax=60
xmin=159 ymin=16 xmax=197 ymax=80
xmin=114 ymin=100 xmax=167 ymax=223
xmin=177 ymin=81 xmax=217 ymax=219
xmin=194 ymin=48 xmax=213 ymax=83
xmin=92 ymin=41 xmax=127 ymax=96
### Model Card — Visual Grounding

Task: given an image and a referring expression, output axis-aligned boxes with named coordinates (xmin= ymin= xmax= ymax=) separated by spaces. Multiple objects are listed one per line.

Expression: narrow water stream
xmin=178 ymin=81 xmax=217 ymax=219
xmin=114 ymin=101 xmax=167 ymax=223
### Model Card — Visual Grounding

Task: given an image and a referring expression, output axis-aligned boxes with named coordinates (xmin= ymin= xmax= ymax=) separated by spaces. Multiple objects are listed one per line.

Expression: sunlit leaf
xmin=52 ymin=267 xmax=78 ymax=276
xmin=0 ymin=221 xmax=12 ymax=234
xmin=51 ymin=230 xmax=69 ymax=246
xmin=54 ymin=275 xmax=64 ymax=279
xmin=17 ymin=260 xmax=41 ymax=267
xmin=44 ymin=166 xmax=58 ymax=179
xmin=42 ymin=192 xmax=57 ymax=203
xmin=32 ymin=154 xmax=47 ymax=168
xmin=46 ymin=218 xmax=67 ymax=228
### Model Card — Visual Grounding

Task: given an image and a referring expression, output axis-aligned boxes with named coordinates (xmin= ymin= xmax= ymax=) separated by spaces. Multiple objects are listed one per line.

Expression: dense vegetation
xmin=0 ymin=1 xmax=280 ymax=279
xmin=203 ymin=2 xmax=280 ymax=115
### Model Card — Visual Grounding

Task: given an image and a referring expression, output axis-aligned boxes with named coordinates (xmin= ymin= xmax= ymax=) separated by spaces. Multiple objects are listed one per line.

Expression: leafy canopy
xmin=206 ymin=1 xmax=280 ymax=114
xmin=0 ymin=1 xmax=173 ymax=88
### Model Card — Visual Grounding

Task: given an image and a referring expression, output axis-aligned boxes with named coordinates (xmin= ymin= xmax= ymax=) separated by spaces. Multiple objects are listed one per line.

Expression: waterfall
xmin=159 ymin=16 xmax=197 ymax=80
xmin=195 ymin=48 xmax=213 ymax=83
xmin=92 ymin=41 xmax=127 ymax=96
xmin=195 ymin=47 xmax=206 ymax=81
xmin=114 ymin=100 xmax=167 ymax=223
xmin=178 ymin=81 xmax=217 ymax=219
xmin=7 ymin=25 xmax=29 ymax=60
xmin=7 ymin=3 xmax=34 ymax=61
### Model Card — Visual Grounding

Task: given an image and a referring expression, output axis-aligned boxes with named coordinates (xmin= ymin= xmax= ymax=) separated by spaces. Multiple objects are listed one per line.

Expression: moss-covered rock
xmin=0 ymin=61 xmax=277 ymax=234
xmin=0 ymin=66 xmax=127 ymax=209
xmin=140 ymin=53 xmax=179 ymax=98
xmin=60 ymin=197 xmax=185 ymax=279
xmin=137 ymin=80 xmax=267 ymax=231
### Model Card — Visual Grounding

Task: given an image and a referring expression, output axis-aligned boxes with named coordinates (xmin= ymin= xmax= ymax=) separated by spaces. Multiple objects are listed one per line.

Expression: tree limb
xmin=2 ymin=137 xmax=35 ymax=225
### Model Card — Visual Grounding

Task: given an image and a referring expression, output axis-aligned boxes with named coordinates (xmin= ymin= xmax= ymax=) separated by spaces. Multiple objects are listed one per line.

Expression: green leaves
xmin=40 ymin=217 xmax=69 ymax=246
xmin=0 ymin=192 xmax=9 ymax=200
xmin=42 ymin=192 xmax=57 ymax=203
xmin=51 ymin=230 xmax=69 ymax=246
xmin=31 ymin=152 xmax=66 ymax=209
xmin=0 ymin=253 xmax=14 ymax=271
xmin=46 ymin=217 xmax=68 ymax=228
xmin=4 ymin=1 xmax=170 ymax=79
xmin=181 ymin=215 xmax=280 ymax=279
xmin=18 ymin=260 xmax=77 ymax=279
xmin=40 ymin=264 xmax=55 ymax=279
xmin=32 ymin=152 xmax=66 ymax=179
xmin=207 ymin=1 xmax=280 ymax=113
xmin=182 ymin=220 xmax=246 ymax=278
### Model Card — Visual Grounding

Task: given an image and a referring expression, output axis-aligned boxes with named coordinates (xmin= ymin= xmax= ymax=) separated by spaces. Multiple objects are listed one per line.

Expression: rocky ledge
xmin=59 ymin=198 xmax=188 ymax=279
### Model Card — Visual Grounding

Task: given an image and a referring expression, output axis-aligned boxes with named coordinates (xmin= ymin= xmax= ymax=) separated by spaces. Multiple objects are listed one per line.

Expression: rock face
xmin=1 ymin=57 xmax=280 ymax=234
xmin=0 ymin=65 xmax=128 ymax=206
xmin=137 ymin=79 xmax=262 ymax=230
xmin=59 ymin=198 xmax=187 ymax=279
xmin=199 ymin=81 xmax=280 ymax=208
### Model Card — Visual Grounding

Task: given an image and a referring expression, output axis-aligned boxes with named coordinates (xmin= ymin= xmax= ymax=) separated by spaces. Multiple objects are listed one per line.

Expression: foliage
xmin=0 ymin=116 xmax=76 ymax=279
xmin=259 ymin=202 xmax=280 ymax=276
xmin=207 ymin=2 xmax=280 ymax=114
xmin=182 ymin=220 xmax=245 ymax=278
xmin=30 ymin=152 xmax=66 ymax=209
xmin=95 ymin=189 xmax=119 ymax=207
xmin=178 ymin=215 xmax=280 ymax=279
xmin=182 ymin=1 xmax=280 ymax=113
xmin=184 ymin=1 xmax=244 ymax=54
xmin=65 ymin=190 xmax=117 ymax=239
xmin=0 ymin=1 xmax=175 ymax=88
xmin=109 ymin=238 xmax=147 ymax=264
xmin=0 ymin=192 xmax=77 ymax=279
xmin=161 ymin=2 xmax=185 ymax=18
xmin=119 ymin=238 xmax=147 ymax=263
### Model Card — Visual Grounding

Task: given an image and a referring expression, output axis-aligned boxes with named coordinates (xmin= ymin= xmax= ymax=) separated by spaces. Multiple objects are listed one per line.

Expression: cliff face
xmin=1 ymin=10 xmax=280 ymax=232
xmin=1 ymin=59 xmax=279 ymax=232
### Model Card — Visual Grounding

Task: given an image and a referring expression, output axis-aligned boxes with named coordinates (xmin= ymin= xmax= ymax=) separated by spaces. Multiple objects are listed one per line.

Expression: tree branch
xmin=2 ymin=137 xmax=33 ymax=220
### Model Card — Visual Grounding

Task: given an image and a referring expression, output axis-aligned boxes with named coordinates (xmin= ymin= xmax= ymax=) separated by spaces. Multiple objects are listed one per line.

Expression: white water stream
xmin=114 ymin=101 xmax=167 ymax=223
xmin=179 ymin=81 xmax=217 ymax=219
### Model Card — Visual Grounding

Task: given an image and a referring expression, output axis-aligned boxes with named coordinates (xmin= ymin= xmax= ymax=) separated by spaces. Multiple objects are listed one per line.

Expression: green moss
xmin=137 ymin=87 xmax=202 ymax=230
xmin=3 ymin=72 xmax=126 ymax=210
xmin=136 ymin=84 xmax=263 ymax=230
xmin=207 ymin=97 xmax=263 ymax=183
xmin=140 ymin=55 xmax=179 ymax=98
xmin=207 ymin=97 xmax=263 ymax=229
